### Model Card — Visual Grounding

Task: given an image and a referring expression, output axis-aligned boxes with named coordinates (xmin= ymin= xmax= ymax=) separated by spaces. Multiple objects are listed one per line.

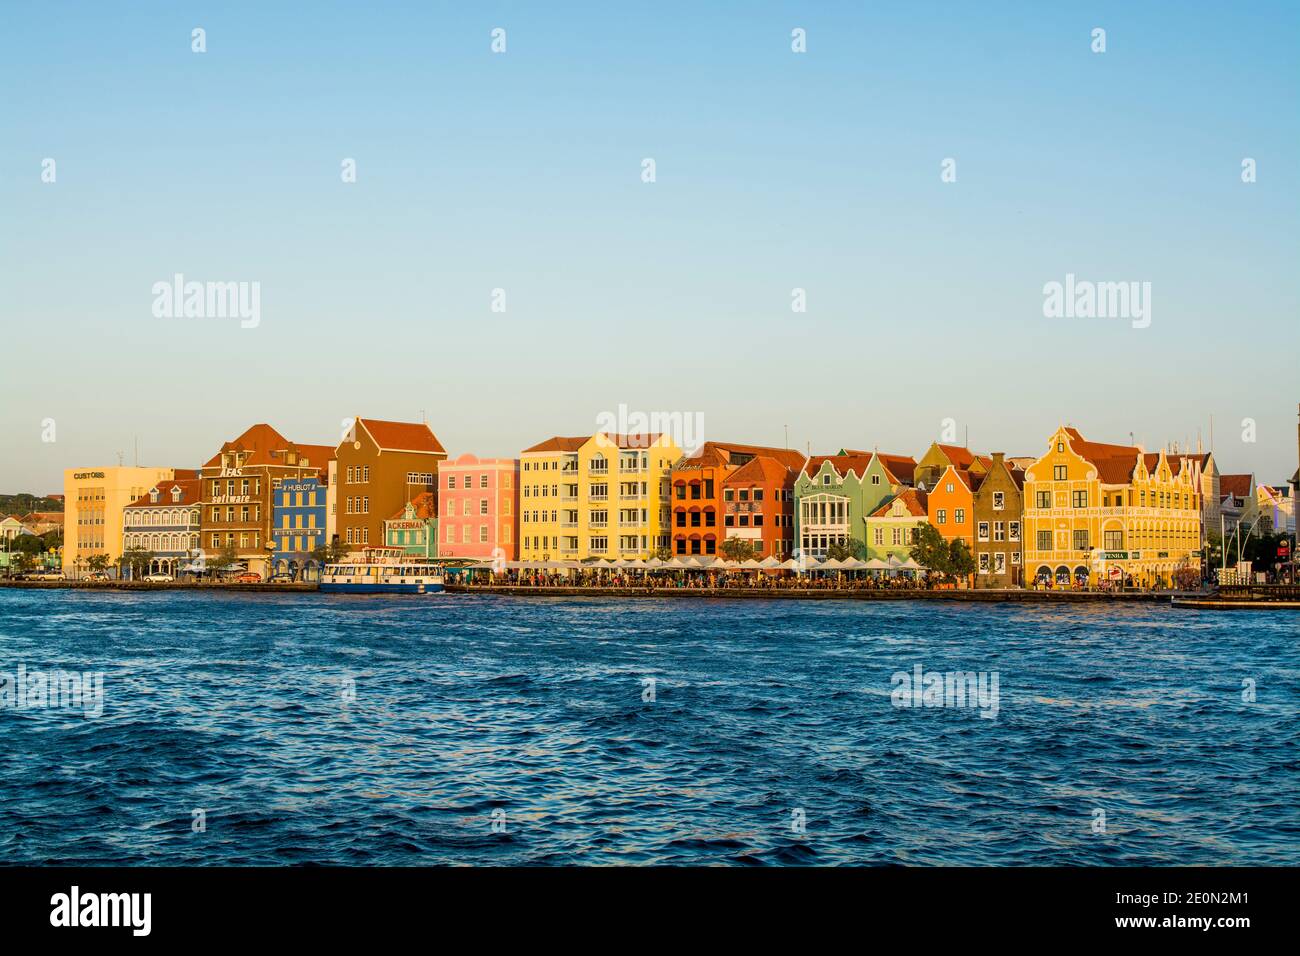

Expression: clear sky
xmin=3 ymin=1 xmax=1297 ymax=493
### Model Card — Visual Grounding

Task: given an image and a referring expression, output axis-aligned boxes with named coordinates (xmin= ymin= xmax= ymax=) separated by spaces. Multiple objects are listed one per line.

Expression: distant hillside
xmin=0 ymin=493 xmax=64 ymax=517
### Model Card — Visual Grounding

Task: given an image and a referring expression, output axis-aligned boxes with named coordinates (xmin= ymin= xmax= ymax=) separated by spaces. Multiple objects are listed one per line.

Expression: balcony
xmin=589 ymin=493 xmax=609 ymax=503
xmin=560 ymin=521 xmax=577 ymax=529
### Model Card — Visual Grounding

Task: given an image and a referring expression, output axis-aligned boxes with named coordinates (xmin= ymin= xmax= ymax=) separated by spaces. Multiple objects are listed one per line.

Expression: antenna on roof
xmin=784 ymin=424 xmax=788 ymax=450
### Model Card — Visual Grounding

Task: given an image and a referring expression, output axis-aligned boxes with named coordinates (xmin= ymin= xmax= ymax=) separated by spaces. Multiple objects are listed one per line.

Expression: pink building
xmin=439 ymin=454 xmax=520 ymax=560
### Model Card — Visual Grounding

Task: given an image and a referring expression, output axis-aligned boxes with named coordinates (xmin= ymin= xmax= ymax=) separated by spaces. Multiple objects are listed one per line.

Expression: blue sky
xmin=3 ymin=1 xmax=1297 ymax=492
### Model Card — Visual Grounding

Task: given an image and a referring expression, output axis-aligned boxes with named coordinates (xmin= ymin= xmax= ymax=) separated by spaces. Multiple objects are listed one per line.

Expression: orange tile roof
xmin=878 ymin=454 xmax=917 ymax=484
xmin=389 ymin=491 xmax=437 ymax=521
xmin=935 ymin=444 xmax=977 ymax=468
xmin=870 ymin=488 xmax=928 ymax=517
xmin=803 ymin=454 xmax=875 ymax=479
xmin=522 ymin=436 xmax=589 ymax=454
xmin=678 ymin=441 xmax=805 ymax=472
xmin=358 ymin=419 xmax=446 ymax=455
xmin=125 ymin=478 xmax=203 ymax=509
xmin=203 ymin=423 xmax=294 ymax=467
xmin=1220 ymin=474 xmax=1254 ymax=498
xmin=723 ymin=455 xmax=799 ymax=485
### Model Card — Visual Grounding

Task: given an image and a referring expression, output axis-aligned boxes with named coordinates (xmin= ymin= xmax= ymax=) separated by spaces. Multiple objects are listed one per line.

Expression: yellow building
xmin=63 ymin=466 xmax=192 ymax=577
xmin=520 ymin=432 xmax=681 ymax=561
xmin=1022 ymin=427 xmax=1202 ymax=589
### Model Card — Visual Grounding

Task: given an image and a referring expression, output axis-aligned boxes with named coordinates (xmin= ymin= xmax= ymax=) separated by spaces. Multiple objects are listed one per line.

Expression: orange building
xmin=335 ymin=418 xmax=447 ymax=549
xmin=720 ymin=455 xmax=803 ymax=559
xmin=670 ymin=442 xmax=805 ymax=557
xmin=926 ymin=464 xmax=981 ymax=547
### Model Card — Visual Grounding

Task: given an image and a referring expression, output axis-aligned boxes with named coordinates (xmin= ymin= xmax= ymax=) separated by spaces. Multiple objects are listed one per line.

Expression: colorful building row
xmin=56 ymin=416 xmax=1297 ymax=586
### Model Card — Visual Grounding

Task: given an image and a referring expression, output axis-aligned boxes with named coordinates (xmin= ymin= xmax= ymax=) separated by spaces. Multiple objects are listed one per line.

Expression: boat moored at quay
xmin=319 ymin=548 xmax=445 ymax=594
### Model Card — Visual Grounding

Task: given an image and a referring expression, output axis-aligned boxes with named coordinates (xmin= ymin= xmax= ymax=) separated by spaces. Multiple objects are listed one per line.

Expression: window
xmin=479 ymin=525 xmax=488 ymax=543
xmin=1053 ymin=465 xmax=1067 ymax=481
xmin=480 ymin=499 xmax=488 ymax=515
xmin=1009 ymin=521 xmax=1020 ymax=541
xmin=1036 ymin=530 xmax=1052 ymax=551
xmin=977 ymin=522 xmax=990 ymax=541
xmin=978 ymin=552 xmax=989 ymax=573
xmin=1072 ymin=490 xmax=1088 ymax=509
xmin=1073 ymin=529 xmax=1090 ymax=550
xmin=1104 ymin=529 xmax=1124 ymax=550
xmin=992 ymin=491 xmax=1004 ymax=510
xmin=994 ymin=521 xmax=1005 ymax=542
xmin=954 ymin=508 xmax=965 ymax=524
xmin=480 ymin=475 xmax=489 ymax=488
xmin=937 ymin=509 xmax=947 ymax=525
xmin=1036 ymin=490 xmax=1051 ymax=509
xmin=993 ymin=552 xmax=1006 ymax=574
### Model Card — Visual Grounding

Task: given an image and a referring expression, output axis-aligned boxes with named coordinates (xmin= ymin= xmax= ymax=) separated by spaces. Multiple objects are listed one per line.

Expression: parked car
xmin=85 ymin=572 xmax=111 ymax=582
xmin=235 ymin=571 xmax=262 ymax=583
xmin=268 ymin=573 xmax=295 ymax=584
xmin=24 ymin=571 xmax=63 ymax=581
xmin=143 ymin=573 xmax=175 ymax=582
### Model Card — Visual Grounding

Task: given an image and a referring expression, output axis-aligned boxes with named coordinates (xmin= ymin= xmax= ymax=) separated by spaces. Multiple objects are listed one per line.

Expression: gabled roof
xmin=869 ymin=488 xmax=928 ymax=518
xmin=678 ymin=441 xmax=805 ymax=473
xmin=357 ymin=419 xmax=446 ymax=455
xmin=878 ymin=454 xmax=917 ymax=485
xmin=294 ymin=444 xmax=337 ymax=466
xmin=522 ymin=436 xmax=588 ymax=454
xmin=1220 ymin=473 xmax=1254 ymax=498
xmin=934 ymin=444 xmax=977 ymax=469
xmin=204 ymin=423 xmax=294 ymax=467
xmin=125 ymin=478 xmax=202 ymax=509
xmin=803 ymin=454 xmax=875 ymax=480
xmin=723 ymin=455 xmax=798 ymax=485
xmin=389 ymin=491 xmax=437 ymax=521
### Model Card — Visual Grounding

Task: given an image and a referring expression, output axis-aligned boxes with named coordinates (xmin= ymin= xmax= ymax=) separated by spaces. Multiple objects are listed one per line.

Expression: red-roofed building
xmin=123 ymin=478 xmax=204 ymax=576
xmin=972 ymin=453 xmax=1026 ymax=587
xmin=199 ymin=424 xmax=336 ymax=577
xmin=671 ymin=441 xmax=804 ymax=557
xmin=335 ymin=417 xmax=448 ymax=551
xmin=1022 ymin=426 xmax=1202 ymax=589
xmin=718 ymin=453 xmax=805 ymax=559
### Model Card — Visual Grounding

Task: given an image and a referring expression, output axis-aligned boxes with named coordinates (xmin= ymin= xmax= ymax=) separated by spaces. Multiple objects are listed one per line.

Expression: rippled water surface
xmin=0 ymin=590 xmax=1296 ymax=865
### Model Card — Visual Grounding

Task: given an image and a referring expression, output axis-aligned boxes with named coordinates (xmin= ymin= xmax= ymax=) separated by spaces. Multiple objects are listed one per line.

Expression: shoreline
xmin=4 ymin=580 xmax=1295 ymax=608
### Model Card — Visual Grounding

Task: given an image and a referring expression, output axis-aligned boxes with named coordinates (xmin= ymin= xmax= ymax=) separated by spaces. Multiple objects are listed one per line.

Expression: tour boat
xmin=319 ymin=547 xmax=444 ymax=594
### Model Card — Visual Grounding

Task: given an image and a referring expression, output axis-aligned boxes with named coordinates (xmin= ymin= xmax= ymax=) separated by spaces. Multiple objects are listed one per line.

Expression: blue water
xmin=0 ymin=590 xmax=1296 ymax=866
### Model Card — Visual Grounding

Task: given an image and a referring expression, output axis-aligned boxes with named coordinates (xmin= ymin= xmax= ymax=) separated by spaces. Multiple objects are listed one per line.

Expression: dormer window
xmin=149 ymin=488 xmax=160 ymax=503
xmin=171 ymin=487 xmax=182 ymax=503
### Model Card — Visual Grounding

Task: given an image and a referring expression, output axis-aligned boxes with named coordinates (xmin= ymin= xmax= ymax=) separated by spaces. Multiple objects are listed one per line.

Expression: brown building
xmin=971 ymin=452 xmax=1026 ymax=588
xmin=335 ymin=418 xmax=447 ymax=549
xmin=670 ymin=442 xmax=804 ymax=557
xmin=199 ymin=424 xmax=334 ymax=577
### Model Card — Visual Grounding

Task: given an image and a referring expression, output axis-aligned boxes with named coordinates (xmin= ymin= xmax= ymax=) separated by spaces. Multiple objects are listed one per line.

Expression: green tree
xmin=86 ymin=554 xmax=111 ymax=575
xmin=13 ymin=552 xmax=35 ymax=575
xmin=210 ymin=544 xmax=240 ymax=574
xmin=825 ymin=538 xmax=865 ymax=561
xmin=910 ymin=524 xmax=951 ymax=581
xmin=652 ymin=546 xmax=673 ymax=562
xmin=120 ymin=546 xmax=154 ymax=579
xmin=720 ymin=537 xmax=756 ymax=562
xmin=947 ymin=539 xmax=976 ymax=584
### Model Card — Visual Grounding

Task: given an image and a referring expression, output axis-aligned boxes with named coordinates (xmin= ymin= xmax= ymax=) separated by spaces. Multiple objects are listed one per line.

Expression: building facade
xmin=63 ymin=466 xmax=189 ymax=577
xmin=1218 ymin=473 xmax=1257 ymax=535
xmin=335 ymin=418 xmax=446 ymax=549
xmin=438 ymin=454 xmax=519 ymax=560
xmin=670 ymin=442 xmax=804 ymax=557
xmin=520 ymin=432 xmax=681 ymax=561
xmin=865 ymin=488 xmax=929 ymax=562
xmin=122 ymin=478 xmax=203 ymax=575
xmin=719 ymin=454 xmax=803 ymax=559
xmin=794 ymin=451 xmax=915 ymax=559
xmin=1022 ymin=426 xmax=1202 ymax=588
xmin=272 ymin=476 xmax=327 ymax=579
xmin=199 ymin=424 xmax=334 ymax=578
xmin=971 ymin=452 xmax=1024 ymax=587
xmin=1257 ymin=483 xmax=1295 ymax=535
xmin=385 ymin=492 xmax=438 ymax=558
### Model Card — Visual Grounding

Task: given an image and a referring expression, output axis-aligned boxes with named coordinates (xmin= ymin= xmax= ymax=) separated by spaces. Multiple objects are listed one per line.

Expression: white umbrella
xmin=897 ymin=557 xmax=922 ymax=570
xmin=820 ymin=557 xmax=850 ymax=570
xmin=646 ymin=557 xmax=665 ymax=568
xmin=864 ymin=558 xmax=890 ymax=570
xmin=739 ymin=558 xmax=762 ymax=569
xmin=665 ymin=557 xmax=691 ymax=569
xmin=758 ymin=556 xmax=781 ymax=569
